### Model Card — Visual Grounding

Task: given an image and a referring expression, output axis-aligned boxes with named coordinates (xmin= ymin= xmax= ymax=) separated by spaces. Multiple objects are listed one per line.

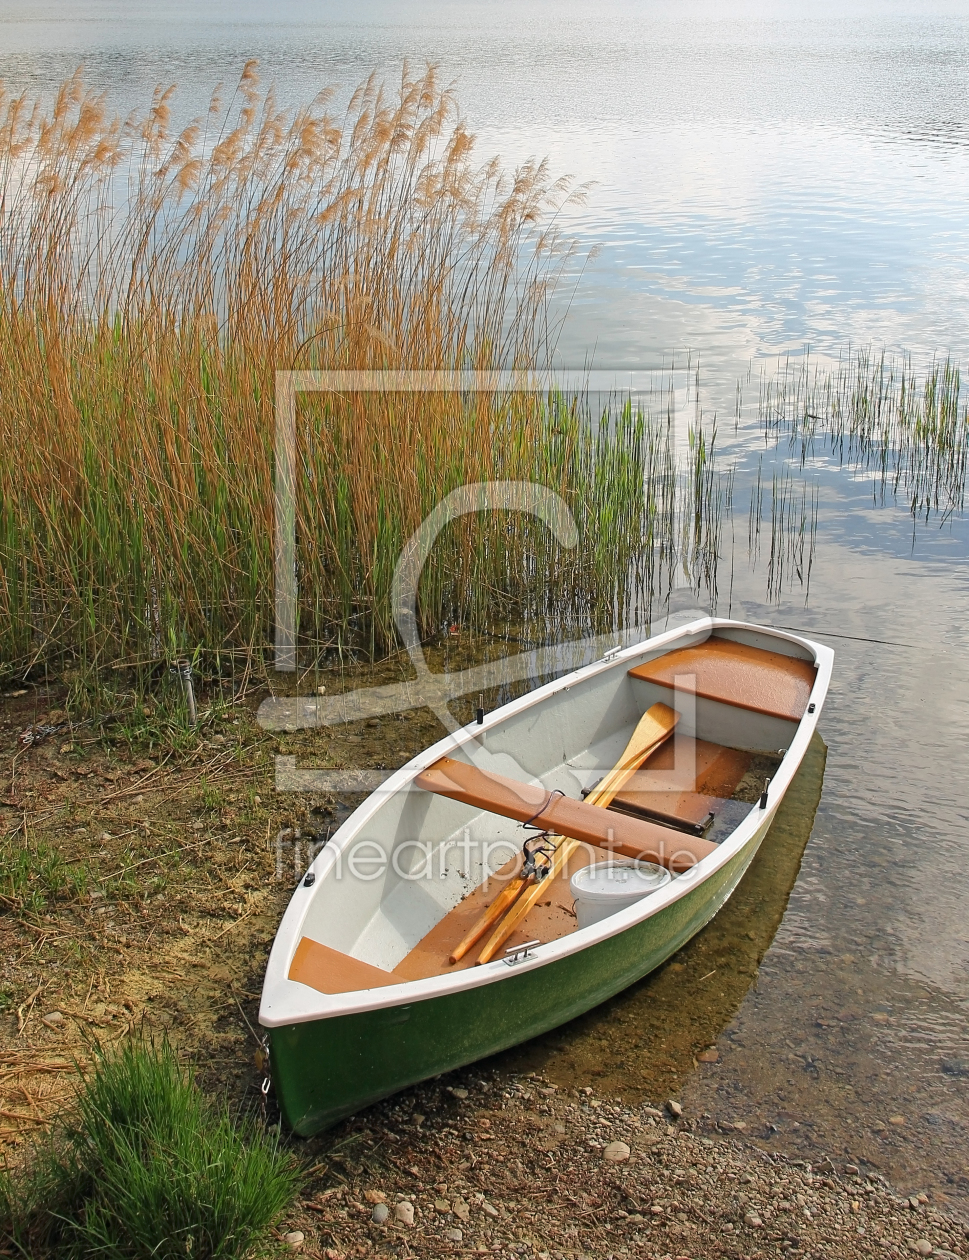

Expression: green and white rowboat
xmin=259 ymin=617 xmax=833 ymax=1135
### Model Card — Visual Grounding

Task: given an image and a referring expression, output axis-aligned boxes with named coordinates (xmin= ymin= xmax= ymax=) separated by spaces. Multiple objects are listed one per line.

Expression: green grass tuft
xmin=1 ymin=1040 xmax=299 ymax=1259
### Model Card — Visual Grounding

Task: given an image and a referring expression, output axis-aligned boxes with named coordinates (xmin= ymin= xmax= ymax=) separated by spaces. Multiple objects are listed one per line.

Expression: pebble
xmin=41 ymin=1011 xmax=65 ymax=1028
xmin=697 ymin=1048 xmax=720 ymax=1062
xmin=889 ymin=1114 xmax=907 ymax=1125
xmin=283 ymin=1089 xmax=969 ymax=1260
xmin=283 ymin=1231 xmax=304 ymax=1251
xmin=449 ymin=1086 xmax=469 ymax=1099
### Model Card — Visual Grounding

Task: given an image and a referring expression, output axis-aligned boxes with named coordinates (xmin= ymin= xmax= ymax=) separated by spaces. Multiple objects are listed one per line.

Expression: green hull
xmin=269 ymin=824 xmax=766 ymax=1136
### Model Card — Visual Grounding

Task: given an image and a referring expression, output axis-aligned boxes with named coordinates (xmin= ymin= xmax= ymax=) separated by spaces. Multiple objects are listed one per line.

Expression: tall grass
xmin=0 ymin=67 xmax=766 ymax=684
xmin=0 ymin=65 xmax=594 ymax=675
xmin=0 ymin=1040 xmax=299 ymax=1259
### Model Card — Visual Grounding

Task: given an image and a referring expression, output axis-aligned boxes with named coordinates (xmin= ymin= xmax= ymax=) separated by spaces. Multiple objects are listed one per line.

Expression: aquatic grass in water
xmin=758 ymin=350 xmax=969 ymax=523
xmin=0 ymin=1039 xmax=299 ymax=1259
xmin=747 ymin=459 xmax=820 ymax=603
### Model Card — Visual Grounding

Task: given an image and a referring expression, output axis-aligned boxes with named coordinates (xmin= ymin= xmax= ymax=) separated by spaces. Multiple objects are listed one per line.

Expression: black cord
xmin=520 ymin=788 xmax=565 ymax=831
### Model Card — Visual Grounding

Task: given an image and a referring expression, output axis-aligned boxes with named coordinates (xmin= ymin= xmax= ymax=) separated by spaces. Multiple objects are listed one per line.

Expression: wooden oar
xmin=447 ymin=870 xmax=532 ymax=964
xmin=474 ymin=703 xmax=678 ymax=965
xmin=446 ymin=703 xmax=679 ymax=963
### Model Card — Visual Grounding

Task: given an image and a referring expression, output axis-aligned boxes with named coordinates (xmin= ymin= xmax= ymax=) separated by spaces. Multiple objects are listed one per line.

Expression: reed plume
xmin=0 ymin=65 xmax=595 ymax=673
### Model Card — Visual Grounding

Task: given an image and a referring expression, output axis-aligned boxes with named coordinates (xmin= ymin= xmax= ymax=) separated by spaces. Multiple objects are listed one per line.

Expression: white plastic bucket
xmin=570 ymin=860 xmax=671 ymax=930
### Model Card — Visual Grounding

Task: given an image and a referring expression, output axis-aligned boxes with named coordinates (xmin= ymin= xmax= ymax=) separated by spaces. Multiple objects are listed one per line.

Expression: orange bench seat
xmin=628 ymin=635 xmax=816 ymax=722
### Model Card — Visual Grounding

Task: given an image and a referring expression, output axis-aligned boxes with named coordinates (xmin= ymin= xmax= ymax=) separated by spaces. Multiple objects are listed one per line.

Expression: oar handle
xmin=476 ymin=836 xmax=578 ymax=963
xmin=448 ymin=877 xmax=529 ymax=963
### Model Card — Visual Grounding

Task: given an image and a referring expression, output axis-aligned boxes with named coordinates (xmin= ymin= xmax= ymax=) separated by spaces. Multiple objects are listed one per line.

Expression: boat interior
xmin=285 ymin=630 xmax=818 ymax=996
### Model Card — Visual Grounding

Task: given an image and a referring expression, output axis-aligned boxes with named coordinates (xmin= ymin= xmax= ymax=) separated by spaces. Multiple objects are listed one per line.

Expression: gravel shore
xmin=285 ymin=1071 xmax=969 ymax=1260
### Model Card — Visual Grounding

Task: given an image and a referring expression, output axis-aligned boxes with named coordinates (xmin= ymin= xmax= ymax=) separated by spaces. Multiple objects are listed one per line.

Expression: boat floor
xmin=609 ymin=736 xmax=750 ymax=833
xmin=287 ymin=743 xmax=782 ymax=995
xmin=393 ymin=736 xmax=776 ymax=981
xmin=392 ymin=842 xmax=611 ymax=981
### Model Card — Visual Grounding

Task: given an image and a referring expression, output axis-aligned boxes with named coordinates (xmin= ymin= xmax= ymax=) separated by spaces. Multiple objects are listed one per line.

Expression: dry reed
xmin=0 ymin=65 xmax=595 ymax=675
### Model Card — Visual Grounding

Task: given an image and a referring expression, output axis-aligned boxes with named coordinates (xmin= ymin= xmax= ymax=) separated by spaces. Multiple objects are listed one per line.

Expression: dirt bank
xmin=1 ymin=672 xmax=967 ymax=1259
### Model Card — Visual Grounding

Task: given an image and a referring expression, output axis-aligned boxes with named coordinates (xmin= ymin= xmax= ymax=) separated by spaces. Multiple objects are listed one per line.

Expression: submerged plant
xmin=0 ymin=1039 xmax=299 ymax=1259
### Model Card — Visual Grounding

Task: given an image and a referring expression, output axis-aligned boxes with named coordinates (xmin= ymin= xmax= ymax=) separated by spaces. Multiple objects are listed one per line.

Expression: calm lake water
xmin=3 ymin=0 xmax=969 ymax=1213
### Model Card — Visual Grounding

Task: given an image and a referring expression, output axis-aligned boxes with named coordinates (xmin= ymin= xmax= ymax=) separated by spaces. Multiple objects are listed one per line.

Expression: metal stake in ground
xmin=171 ymin=660 xmax=198 ymax=727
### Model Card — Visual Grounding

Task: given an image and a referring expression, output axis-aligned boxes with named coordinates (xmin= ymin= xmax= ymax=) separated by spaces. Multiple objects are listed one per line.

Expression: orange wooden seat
xmin=627 ymin=635 xmax=816 ymax=721
xmin=288 ymin=937 xmax=399 ymax=995
xmin=609 ymin=736 xmax=751 ymax=834
xmin=415 ymin=757 xmax=716 ymax=871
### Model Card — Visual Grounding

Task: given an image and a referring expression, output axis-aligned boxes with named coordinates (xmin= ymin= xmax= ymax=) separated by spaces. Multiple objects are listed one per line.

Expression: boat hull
xmin=268 ymin=808 xmax=773 ymax=1135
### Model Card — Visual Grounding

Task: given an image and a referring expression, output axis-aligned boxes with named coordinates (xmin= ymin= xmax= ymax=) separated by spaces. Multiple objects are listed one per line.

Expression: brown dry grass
xmin=0 ymin=64 xmax=589 ymax=676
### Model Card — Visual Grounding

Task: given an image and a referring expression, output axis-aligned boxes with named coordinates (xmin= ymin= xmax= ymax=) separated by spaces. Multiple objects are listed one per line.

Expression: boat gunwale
xmin=258 ymin=617 xmax=833 ymax=1029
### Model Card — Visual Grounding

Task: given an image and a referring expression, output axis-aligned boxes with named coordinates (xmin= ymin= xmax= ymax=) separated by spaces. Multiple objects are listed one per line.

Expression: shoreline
xmin=1 ymin=680 xmax=966 ymax=1257
xmin=284 ymin=1069 xmax=969 ymax=1259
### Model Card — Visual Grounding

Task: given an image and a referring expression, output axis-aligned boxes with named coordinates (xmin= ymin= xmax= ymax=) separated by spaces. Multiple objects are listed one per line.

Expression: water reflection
xmin=2 ymin=0 xmax=969 ymax=383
